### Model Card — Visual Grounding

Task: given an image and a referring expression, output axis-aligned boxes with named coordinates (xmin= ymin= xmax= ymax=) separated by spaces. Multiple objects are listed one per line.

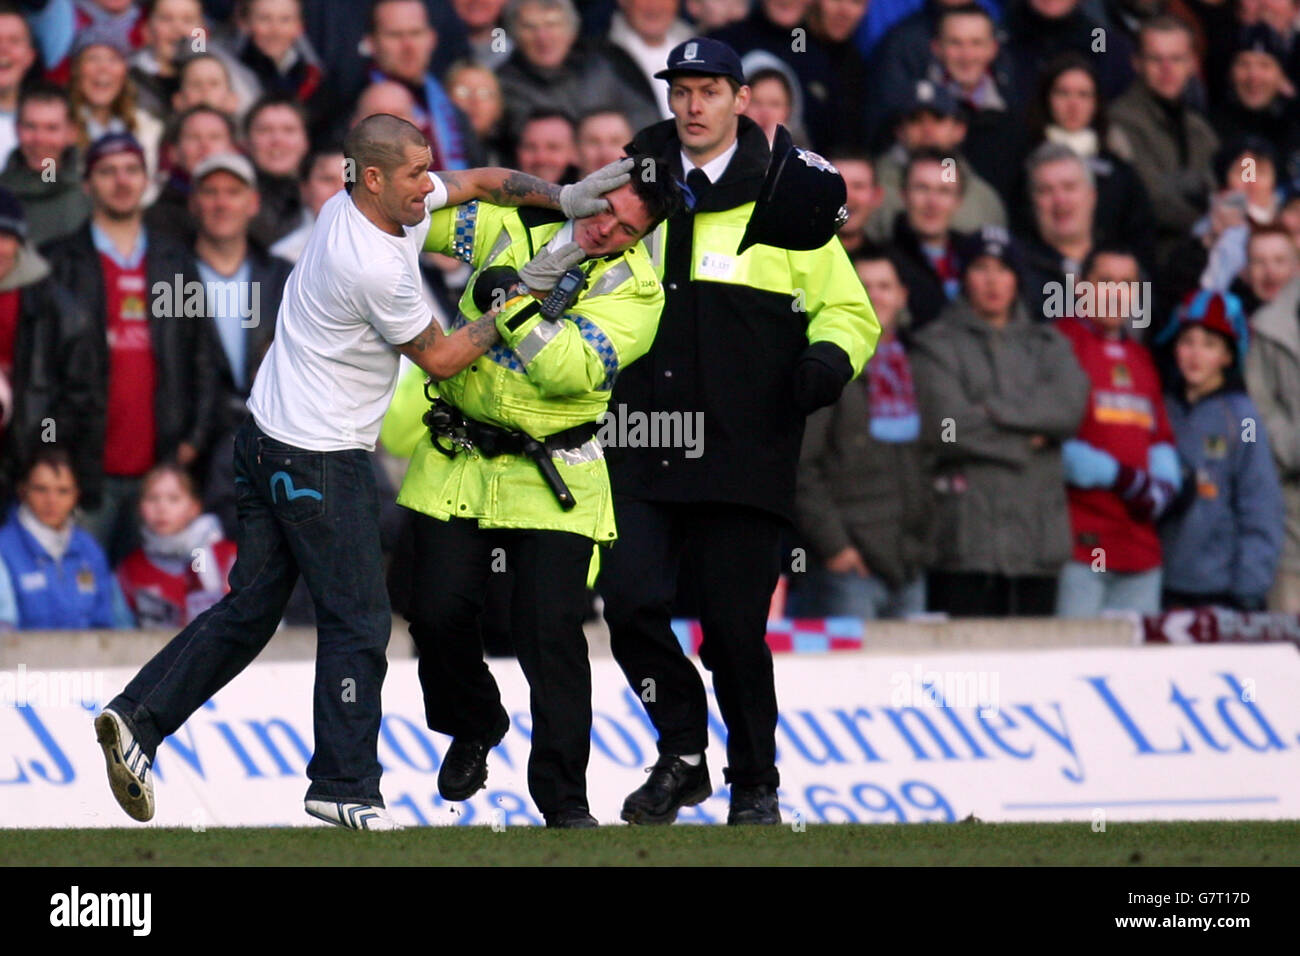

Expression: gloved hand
xmin=559 ymin=157 xmax=634 ymax=219
xmin=519 ymin=241 xmax=585 ymax=292
xmin=1114 ymin=463 xmax=1177 ymax=523
xmin=792 ymin=342 xmax=853 ymax=415
xmin=1062 ymin=440 xmax=1120 ymax=488
xmin=472 ymin=265 xmax=523 ymax=314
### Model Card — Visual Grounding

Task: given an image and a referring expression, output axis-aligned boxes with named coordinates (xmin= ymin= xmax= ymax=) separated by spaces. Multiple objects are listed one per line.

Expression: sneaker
xmin=94 ymin=708 xmax=155 ymax=822
xmin=304 ymin=799 xmax=404 ymax=831
xmin=621 ymin=754 xmax=712 ymax=825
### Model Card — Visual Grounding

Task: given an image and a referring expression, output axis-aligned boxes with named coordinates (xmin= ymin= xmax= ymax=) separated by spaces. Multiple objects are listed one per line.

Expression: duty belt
xmin=422 ymin=390 xmax=593 ymax=511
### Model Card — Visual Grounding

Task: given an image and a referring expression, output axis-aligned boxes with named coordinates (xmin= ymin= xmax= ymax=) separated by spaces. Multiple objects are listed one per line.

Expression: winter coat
xmin=1160 ymin=386 xmax=1284 ymax=602
xmin=795 ymin=368 xmax=934 ymax=587
xmin=1244 ymin=274 xmax=1300 ymax=572
xmin=910 ymin=297 xmax=1091 ymax=575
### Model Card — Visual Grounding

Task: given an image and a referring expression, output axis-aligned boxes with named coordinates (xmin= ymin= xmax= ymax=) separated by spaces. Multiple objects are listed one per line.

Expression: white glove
xmin=559 ymin=157 xmax=633 ymax=219
xmin=519 ymin=241 xmax=586 ymax=292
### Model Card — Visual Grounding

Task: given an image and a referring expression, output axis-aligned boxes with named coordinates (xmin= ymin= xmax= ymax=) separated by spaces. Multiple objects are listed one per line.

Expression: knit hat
xmin=1157 ymin=289 xmax=1249 ymax=366
xmin=84 ymin=132 xmax=146 ymax=176
xmin=0 ymin=187 xmax=27 ymax=241
xmin=1233 ymin=23 xmax=1287 ymax=67
xmin=70 ymin=21 xmax=133 ymax=61
xmin=960 ymin=225 xmax=1021 ymax=284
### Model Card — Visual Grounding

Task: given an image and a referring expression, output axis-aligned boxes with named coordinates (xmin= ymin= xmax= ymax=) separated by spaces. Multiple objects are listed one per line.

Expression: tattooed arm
xmin=436 ymin=168 xmax=562 ymax=209
xmin=396 ymin=313 xmax=501 ymax=381
xmin=435 ymin=158 xmax=633 ymax=216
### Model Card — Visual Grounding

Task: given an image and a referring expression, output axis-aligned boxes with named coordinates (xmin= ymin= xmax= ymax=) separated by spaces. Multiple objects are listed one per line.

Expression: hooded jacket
xmin=911 ymin=297 xmax=1090 ymax=575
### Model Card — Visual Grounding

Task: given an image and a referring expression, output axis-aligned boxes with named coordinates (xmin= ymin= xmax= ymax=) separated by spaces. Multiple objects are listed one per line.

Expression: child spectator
xmin=1056 ymin=246 xmax=1179 ymax=617
xmin=1158 ymin=290 xmax=1284 ymax=610
xmin=791 ymin=245 xmax=932 ymax=618
xmin=117 ymin=462 xmax=235 ymax=628
xmin=0 ymin=449 xmax=132 ymax=629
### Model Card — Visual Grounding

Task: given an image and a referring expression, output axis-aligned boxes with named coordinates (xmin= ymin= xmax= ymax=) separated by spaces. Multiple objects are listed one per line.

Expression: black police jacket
xmin=610 ymin=116 xmax=873 ymax=521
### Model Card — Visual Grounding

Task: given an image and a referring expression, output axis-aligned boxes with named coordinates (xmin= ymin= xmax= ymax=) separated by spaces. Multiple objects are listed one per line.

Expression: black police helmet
xmin=737 ymin=125 xmax=849 ymax=254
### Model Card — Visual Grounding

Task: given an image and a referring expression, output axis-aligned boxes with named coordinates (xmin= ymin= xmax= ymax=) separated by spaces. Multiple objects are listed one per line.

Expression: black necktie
xmin=686 ymin=167 xmax=710 ymax=208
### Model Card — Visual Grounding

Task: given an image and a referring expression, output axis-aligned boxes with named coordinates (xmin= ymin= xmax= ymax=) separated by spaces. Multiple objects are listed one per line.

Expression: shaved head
xmin=343 ymin=113 xmax=428 ymax=193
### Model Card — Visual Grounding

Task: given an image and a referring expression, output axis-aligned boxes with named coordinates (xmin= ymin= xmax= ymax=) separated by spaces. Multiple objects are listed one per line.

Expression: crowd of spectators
xmin=0 ymin=0 xmax=1297 ymax=629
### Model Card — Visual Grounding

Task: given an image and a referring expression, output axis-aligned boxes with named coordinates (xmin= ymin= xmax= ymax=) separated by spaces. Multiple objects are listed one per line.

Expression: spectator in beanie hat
xmin=911 ymin=224 xmax=1090 ymax=616
xmin=1158 ymin=289 xmax=1283 ymax=610
xmin=41 ymin=129 xmax=217 ymax=564
xmin=1211 ymin=24 xmax=1300 ymax=179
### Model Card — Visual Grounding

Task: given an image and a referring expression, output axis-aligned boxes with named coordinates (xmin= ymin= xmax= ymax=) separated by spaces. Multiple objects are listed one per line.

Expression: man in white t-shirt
xmin=94 ymin=113 xmax=632 ymax=830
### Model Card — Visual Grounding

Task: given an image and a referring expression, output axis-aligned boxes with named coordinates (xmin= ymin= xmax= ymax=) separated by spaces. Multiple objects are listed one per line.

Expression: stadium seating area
xmin=1 ymin=0 xmax=1299 ymax=632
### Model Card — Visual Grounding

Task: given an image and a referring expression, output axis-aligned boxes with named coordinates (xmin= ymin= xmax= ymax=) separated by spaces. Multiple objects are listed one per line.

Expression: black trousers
xmin=927 ymin=571 xmax=1058 ymax=617
xmin=600 ymin=498 xmax=784 ymax=789
xmin=405 ymin=511 xmax=593 ymax=817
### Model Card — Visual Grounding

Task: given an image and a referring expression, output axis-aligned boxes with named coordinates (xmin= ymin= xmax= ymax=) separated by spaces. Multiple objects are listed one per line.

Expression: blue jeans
xmin=109 ymin=418 xmax=392 ymax=804
xmin=786 ymin=568 xmax=927 ymax=619
xmin=1055 ymin=560 xmax=1162 ymax=617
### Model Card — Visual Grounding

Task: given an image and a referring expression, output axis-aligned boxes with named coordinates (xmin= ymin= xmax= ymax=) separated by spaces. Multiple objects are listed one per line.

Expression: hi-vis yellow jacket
xmin=394 ymin=200 xmax=663 ymax=542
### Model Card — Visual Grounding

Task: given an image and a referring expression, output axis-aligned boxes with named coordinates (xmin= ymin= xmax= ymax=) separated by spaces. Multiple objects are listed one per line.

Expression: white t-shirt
xmin=248 ymin=173 xmax=449 ymax=451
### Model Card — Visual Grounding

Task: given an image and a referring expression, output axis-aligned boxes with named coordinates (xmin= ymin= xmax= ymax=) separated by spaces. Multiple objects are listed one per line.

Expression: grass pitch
xmin=3 ymin=820 xmax=1297 ymax=866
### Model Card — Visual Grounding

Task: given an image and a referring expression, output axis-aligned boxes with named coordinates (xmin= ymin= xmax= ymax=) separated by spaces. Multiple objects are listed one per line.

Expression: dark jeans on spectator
xmin=928 ymin=571 xmax=1058 ymax=617
xmin=404 ymin=512 xmax=592 ymax=818
xmin=81 ymin=474 xmax=143 ymax=566
xmin=600 ymin=499 xmax=785 ymax=790
xmin=108 ymin=416 xmax=392 ymax=805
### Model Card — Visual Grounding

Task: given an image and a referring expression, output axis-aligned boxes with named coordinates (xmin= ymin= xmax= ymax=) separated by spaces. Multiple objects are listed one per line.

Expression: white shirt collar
xmin=544 ymin=220 xmax=576 ymax=252
xmin=680 ymin=139 xmax=738 ymax=184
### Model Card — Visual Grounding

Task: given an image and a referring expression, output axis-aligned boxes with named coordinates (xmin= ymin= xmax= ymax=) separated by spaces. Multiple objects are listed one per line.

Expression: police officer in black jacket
xmin=601 ymin=38 xmax=878 ymax=826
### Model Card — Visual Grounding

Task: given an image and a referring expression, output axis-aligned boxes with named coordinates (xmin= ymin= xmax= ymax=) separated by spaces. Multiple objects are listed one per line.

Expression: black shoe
xmin=438 ymin=711 xmax=509 ymax=801
xmin=546 ymin=809 xmax=598 ymax=829
xmin=621 ymin=754 xmax=712 ymax=825
xmin=727 ymin=784 xmax=780 ymax=825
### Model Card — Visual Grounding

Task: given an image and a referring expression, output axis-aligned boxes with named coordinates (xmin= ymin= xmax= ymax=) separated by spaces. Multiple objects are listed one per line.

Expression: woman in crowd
xmin=69 ymin=29 xmax=165 ymax=200
xmin=1022 ymin=51 xmax=1155 ymax=269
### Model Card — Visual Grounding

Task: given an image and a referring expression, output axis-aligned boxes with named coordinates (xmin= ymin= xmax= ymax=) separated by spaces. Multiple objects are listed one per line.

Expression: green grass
xmin=3 ymin=820 xmax=1298 ymax=866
